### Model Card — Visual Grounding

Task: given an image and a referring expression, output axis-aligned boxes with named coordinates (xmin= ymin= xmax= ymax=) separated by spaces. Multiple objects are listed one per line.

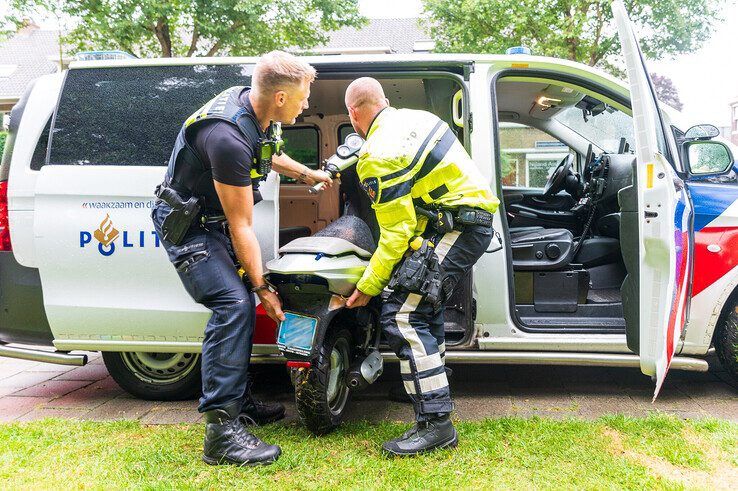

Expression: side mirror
xmin=685 ymin=140 xmax=734 ymax=175
xmin=684 ymin=124 xmax=720 ymax=140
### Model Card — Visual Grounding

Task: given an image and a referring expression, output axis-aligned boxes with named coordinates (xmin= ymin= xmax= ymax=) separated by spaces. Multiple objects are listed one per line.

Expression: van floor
xmin=516 ymin=301 xmax=626 ymax=330
xmin=586 ymin=288 xmax=621 ymax=304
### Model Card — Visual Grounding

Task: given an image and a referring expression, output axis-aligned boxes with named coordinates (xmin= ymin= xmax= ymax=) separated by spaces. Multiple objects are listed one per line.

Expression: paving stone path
xmin=0 ymin=351 xmax=735 ymax=424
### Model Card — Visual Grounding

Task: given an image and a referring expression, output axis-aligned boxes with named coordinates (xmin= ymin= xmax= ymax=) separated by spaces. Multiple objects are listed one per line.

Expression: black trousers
xmin=152 ymin=203 xmax=255 ymax=413
xmin=381 ymin=224 xmax=493 ymax=422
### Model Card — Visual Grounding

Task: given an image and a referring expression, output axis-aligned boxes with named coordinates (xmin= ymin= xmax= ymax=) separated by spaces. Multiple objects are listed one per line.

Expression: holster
xmin=388 ymin=239 xmax=444 ymax=309
xmin=155 ymin=184 xmax=201 ymax=245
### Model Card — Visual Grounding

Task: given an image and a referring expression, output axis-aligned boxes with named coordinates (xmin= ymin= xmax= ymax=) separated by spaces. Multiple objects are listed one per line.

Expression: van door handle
xmin=644 ymin=211 xmax=658 ymax=219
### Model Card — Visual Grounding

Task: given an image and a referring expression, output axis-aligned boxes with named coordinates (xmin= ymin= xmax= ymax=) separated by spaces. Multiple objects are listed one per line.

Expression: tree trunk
xmin=206 ymin=41 xmax=221 ymax=57
xmin=153 ymin=17 xmax=173 ymax=57
xmin=186 ymin=26 xmax=200 ymax=57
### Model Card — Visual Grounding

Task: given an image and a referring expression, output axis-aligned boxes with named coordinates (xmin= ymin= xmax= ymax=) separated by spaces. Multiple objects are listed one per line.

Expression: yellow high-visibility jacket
xmin=355 ymin=107 xmax=500 ymax=296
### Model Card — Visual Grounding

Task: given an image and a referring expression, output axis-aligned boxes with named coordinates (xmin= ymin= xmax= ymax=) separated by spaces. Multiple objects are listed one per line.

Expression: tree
xmin=650 ymin=73 xmax=684 ymax=111
xmin=6 ymin=0 xmax=365 ymax=58
xmin=422 ymin=0 xmax=725 ymax=72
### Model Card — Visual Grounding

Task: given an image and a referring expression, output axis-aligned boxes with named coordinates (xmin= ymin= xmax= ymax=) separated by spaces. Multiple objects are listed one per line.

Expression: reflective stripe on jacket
xmin=355 ymin=107 xmax=500 ymax=296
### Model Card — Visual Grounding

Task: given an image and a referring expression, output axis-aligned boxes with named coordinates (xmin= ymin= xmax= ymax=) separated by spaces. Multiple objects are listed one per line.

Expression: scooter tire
xmin=292 ymin=329 xmax=352 ymax=435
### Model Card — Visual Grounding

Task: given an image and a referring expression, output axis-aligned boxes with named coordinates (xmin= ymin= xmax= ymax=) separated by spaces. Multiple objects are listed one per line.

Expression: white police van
xmin=1 ymin=3 xmax=736 ymax=413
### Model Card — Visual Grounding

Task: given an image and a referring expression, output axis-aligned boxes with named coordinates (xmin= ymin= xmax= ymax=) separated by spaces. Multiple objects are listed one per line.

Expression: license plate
xmin=277 ymin=312 xmax=318 ymax=357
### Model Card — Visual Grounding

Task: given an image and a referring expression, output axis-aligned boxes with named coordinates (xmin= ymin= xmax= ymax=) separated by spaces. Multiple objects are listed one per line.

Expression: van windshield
xmin=553 ymin=104 xmax=635 ymax=154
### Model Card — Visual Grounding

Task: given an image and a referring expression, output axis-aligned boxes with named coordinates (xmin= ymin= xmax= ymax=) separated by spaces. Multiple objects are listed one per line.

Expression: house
xmin=307 ymin=18 xmax=434 ymax=55
xmin=0 ymin=22 xmax=69 ymax=126
xmin=498 ymin=123 xmax=573 ymax=187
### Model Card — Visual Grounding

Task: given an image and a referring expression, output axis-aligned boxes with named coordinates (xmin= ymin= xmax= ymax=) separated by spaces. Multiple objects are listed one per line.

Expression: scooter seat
xmin=279 ymin=236 xmax=373 ymax=259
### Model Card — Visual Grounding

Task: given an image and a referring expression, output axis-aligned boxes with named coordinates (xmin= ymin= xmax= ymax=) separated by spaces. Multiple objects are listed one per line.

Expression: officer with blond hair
xmin=153 ymin=51 xmax=331 ymax=466
xmin=344 ymin=77 xmax=499 ymax=456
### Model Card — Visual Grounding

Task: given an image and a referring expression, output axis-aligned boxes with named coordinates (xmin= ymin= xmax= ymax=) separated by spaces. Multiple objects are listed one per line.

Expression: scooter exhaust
xmin=347 ymin=349 xmax=384 ymax=390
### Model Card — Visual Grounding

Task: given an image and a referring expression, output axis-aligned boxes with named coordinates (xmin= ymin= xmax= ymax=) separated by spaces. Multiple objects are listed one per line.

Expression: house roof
xmin=0 ymin=27 xmax=62 ymax=101
xmin=317 ymin=18 xmax=432 ymax=54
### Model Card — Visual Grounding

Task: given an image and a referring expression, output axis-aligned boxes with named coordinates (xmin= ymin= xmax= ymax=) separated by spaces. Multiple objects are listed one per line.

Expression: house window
xmin=499 ymin=122 xmax=574 ymax=188
xmin=526 ymin=154 xmax=569 ymax=188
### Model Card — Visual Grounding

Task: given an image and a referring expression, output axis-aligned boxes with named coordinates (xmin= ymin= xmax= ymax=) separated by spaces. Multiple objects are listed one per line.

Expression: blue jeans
xmin=152 ymin=203 xmax=255 ymax=413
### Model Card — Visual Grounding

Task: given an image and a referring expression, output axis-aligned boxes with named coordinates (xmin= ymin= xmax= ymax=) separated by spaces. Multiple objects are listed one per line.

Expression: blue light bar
xmin=506 ymin=46 xmax=532 ymax=55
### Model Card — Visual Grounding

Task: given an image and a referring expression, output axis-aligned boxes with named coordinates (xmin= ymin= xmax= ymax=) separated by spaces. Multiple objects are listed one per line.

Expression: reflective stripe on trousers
xmin=381 ymin=224 xmax=493 ymax=421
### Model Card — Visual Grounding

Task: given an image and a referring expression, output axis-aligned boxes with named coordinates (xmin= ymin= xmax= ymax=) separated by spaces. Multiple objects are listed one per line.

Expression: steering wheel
xmin=542 ymin=154 xmax=575 ymax=198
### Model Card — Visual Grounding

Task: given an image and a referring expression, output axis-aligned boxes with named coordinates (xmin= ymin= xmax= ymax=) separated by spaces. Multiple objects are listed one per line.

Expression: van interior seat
xmin=511 ymin=228 xmax=574 ymax=270
xmin=573 ymin=237 xmax=621 ymax=268
xmin=511 ymin=226 xmax=622 ymax=271
xmin=509 ymin=226 xmax=545 ymax=236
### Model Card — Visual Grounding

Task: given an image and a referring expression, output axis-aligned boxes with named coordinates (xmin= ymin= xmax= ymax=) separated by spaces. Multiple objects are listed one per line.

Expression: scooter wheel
xmin=292 ymin=329 xmax=352 ymax=435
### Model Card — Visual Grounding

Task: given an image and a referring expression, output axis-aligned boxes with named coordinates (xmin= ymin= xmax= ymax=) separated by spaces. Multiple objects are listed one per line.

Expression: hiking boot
xmin=202 ymin=403 xmax=281 ymax=466
xmin=241 ymin=396 xmax=286 ymax=424
xmin=240 ymin=378 xmax=286 ymax=424
xmin=381 ymin=415 xmax=458 ymax=456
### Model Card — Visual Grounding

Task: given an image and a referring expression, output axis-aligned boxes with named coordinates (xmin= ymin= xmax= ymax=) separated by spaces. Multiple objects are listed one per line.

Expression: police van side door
xmin=33 ymin=62 xmax=279 ymax=352
xmin=613 ymin=0 xmax=694 ymax=399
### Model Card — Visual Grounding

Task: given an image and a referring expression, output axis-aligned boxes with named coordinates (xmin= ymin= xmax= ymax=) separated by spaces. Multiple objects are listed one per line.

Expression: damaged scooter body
xmin=265 ymin=216 xmax=381 ymax=380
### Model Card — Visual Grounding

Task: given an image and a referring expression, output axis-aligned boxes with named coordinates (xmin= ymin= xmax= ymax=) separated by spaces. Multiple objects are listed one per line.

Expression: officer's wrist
xmin=298 ymin=166 xmax=310 ymax=183
xmin=251 ymin=284 xmax=274 ymax=295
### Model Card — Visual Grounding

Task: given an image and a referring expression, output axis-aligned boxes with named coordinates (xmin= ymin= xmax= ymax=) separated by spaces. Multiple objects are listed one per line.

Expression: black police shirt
xmin=189 ymin=89 xmax=264 ymax=204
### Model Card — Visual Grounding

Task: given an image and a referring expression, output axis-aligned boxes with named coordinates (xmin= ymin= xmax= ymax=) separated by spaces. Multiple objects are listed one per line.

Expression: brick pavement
xmin=0 ymin=352 xmax=735 ymax=424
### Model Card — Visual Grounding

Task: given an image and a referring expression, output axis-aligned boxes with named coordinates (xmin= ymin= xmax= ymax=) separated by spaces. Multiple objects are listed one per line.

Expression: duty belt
xmin=415 ymin=205 xmax=494 ymax=233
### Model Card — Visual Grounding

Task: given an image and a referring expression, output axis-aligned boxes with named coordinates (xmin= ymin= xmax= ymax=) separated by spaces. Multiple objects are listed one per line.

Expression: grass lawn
xmin=1 ymin=414 xmax=736 ymax=490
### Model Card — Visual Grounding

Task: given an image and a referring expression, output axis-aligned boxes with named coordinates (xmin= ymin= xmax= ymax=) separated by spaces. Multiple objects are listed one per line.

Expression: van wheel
xmin=715 ymin=307 xmax=738 ymax=383
xmin=292 ymin=329 xmax=352 ymax=435
xmin=102 ymin=351 xmax=201 ymax=400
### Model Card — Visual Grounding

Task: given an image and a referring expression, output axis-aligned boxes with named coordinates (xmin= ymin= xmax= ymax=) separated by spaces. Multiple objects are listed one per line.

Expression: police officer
xmin=152 ymin=51 xmax=331 ymax=466
xmin=343 ymin=77 xmax=500 ymax=456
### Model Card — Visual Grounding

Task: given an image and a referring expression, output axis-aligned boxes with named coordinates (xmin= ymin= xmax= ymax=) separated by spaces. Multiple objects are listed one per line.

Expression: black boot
xmin=202 ymin=403 xmax=282 ymax=466
xmin=382 ymin=415 xmax=458 ymax=456
xmin=241 ymin=379 xmax=286 ymax=424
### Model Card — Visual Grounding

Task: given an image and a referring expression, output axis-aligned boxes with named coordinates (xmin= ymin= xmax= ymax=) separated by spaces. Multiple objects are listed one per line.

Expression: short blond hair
xmin=252 ymin=50 xmax=317 ymax=96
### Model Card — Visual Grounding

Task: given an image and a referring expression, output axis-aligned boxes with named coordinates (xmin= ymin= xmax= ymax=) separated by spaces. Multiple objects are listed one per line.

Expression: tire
xmin=102 ymin=351 xmax=201 ymax=401
xmin=715 ymin=307 xmax=738 ymax=384
xmin=292 ymin=329 xmax=352 ymax=435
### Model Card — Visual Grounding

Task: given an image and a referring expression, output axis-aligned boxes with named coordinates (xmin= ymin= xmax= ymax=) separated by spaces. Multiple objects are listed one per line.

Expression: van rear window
xmin=48 ymin=64 xmax=254 ymax=166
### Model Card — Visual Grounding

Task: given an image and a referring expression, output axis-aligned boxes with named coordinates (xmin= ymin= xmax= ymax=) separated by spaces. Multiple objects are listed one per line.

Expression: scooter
xmin=265 ymin=134 xmax=385 ymax=434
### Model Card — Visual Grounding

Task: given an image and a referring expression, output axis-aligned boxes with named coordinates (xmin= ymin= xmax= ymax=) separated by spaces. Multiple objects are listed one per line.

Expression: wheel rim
xmin=326 ymin=337 xmax=350 ymax=416
xmin=121 ymin=352 xmax=199 ymax=385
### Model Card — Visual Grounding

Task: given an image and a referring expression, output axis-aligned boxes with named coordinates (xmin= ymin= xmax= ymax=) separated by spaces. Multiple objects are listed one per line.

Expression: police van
xmin=1 ymin=3 xmax=736 ymax=416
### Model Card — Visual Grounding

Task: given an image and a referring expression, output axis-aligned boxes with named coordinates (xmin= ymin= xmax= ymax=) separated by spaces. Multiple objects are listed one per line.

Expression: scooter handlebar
xmin=309 ymin=181 xmax=327 ymax=194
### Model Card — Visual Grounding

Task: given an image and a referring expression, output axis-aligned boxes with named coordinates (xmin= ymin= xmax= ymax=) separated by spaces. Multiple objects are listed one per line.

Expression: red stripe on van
xmin=0 ymin=181 xmax=11 ymax=251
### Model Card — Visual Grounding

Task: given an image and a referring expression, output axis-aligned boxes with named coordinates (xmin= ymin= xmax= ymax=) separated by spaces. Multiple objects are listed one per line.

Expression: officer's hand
xmin=346 ymin=288 xmax=371 ymax=309
xmin=307 ymin=169 xmax=334 ymax=189
xmin=256 ymin=289 xmax=286 ymax=322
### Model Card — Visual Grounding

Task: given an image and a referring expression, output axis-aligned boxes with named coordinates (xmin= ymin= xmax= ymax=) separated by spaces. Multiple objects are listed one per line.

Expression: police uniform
xmin=356 ymin=107 xmax=499 ymax=424
xmin=151 ymin=86 xmax=277 ymax=417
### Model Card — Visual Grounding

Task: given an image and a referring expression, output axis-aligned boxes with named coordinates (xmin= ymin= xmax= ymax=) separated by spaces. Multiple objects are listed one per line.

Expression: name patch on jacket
xmin=361 ymin=177 xmax=379 ymax=203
